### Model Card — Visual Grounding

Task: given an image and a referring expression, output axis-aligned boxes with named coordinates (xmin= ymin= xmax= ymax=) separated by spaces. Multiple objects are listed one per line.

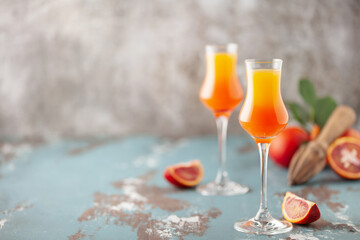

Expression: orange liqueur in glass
xmin=239 ymin=69 xmax=288 ymax=143
xmin=234 ymin=59 xmax=292 ymax=235
xmin=197 ymin=44 xmax=249 ymax=196
xmin=199 ymin=48 xmax=244 ymax=118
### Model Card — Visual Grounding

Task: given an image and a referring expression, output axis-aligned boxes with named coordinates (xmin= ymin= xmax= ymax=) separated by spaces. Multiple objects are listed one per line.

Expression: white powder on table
xmin=0 ymin=219 xmax=7 ymax=229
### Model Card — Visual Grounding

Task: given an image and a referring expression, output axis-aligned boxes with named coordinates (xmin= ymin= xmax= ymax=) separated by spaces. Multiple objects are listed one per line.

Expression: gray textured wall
xmin=0 ymin=0 xmax=359 ymax=138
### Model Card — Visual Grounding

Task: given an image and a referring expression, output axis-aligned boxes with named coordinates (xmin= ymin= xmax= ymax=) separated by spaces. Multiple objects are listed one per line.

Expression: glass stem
xmin=215 ymin=116 xmax=229 ymax=186
xmin=255 ymin=142 xmax=272 ymax=222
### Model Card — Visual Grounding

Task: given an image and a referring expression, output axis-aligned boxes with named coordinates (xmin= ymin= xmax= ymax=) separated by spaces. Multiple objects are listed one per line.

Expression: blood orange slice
xmin=327 ymin=137 xmax=360 ymax=180
xmin=164 ymin=160 xmax=204 ymax=187
xmin=282 ymin=192 xmax=321 ymax=224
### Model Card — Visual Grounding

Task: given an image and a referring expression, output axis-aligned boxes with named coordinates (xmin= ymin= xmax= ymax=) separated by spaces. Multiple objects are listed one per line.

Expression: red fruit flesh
xmin=282 ymin=192 xmax=321 ymax=224
xmin=164 ymin=169 xmax=186 ymax=187
xmin=285 ymin=197 xmax=309 ymax=219
xmin=164 ymin=160 xmax=204 ymax=187
xmin=174 ymin=166 xmax=199 ymax=181
xmin=327 ymin=137 xmax=360 ymax=180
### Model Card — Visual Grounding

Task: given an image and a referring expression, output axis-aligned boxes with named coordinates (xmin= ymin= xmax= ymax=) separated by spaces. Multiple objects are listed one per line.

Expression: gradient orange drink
xmin=199 ymin=45 xmax=243 ymax=118
xmin=197 ymin=44 xmax=249 ymax=196
xmin=234 ymin=59 xmax=292 ymax=235
xmin=239 ymin=68 xmax=288 ymax=143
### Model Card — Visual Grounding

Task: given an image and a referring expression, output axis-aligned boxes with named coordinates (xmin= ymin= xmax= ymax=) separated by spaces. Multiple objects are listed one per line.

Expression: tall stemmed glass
xmin=234 ymin=59 xmax=292 ymax=234
xmin=197 ymin=44 xmax=249 ymax=196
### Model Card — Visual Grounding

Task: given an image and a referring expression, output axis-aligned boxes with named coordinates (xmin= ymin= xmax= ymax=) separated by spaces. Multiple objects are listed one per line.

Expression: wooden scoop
xmin=288 ymin=105 xmax=356 ymax=185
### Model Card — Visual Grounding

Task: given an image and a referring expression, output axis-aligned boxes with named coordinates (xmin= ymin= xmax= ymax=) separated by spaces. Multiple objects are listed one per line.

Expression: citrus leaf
xmin=314 ymin=96 xmax=337 ymax=128
xmin=299 ymin=79 xmax=317 ymax=108
xmin=286 ymin=102 xmax=309 ymax=127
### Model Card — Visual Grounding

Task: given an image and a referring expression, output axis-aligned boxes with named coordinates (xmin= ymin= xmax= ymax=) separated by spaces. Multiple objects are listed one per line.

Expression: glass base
xmin=196 ymin=180 xmax=249 ymax=196
xmin=234 ymin=217 xmax=292 ymax=235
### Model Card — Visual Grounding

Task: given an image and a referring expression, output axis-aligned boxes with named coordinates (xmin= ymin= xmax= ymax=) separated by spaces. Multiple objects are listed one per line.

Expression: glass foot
xmin=234 ymin=217 xmax=292 ymax=235
xmin=196 ymin=180 xmax=249 ymax=196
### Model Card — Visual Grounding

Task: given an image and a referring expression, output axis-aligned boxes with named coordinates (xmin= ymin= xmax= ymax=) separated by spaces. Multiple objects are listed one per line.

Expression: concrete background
xmin=0 ymin=0 xmax=359 ymax=138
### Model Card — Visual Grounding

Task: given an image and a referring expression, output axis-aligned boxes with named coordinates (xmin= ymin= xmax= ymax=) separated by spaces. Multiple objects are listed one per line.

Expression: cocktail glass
xmin=234 ymin=59 xmax=292 ymax=234
xmin=197 ymin=44 xmax=249 ymax=196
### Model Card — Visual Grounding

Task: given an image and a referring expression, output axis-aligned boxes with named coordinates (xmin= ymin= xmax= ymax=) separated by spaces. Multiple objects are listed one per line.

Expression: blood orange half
xmin=164 ymin=160 xmax=204 ymax=187
xmin=327 ymin=137 xmax=360 ymax=180
xmin=282 ymin=192 xmax=321 ymax=224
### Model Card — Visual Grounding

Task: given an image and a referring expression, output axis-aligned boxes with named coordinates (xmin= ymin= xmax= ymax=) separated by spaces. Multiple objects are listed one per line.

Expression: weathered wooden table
xmin=0 ymin=136 xmax=359 ymax=240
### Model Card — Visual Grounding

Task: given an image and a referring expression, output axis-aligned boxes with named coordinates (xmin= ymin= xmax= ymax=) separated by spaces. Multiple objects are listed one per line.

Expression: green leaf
xmin=286 ymin=102 xmax=309 ymax=127
xmin=299 ymin=79 xmax=317 ymax=108
xmin=314 ymin=96 xmax=337 ymax=128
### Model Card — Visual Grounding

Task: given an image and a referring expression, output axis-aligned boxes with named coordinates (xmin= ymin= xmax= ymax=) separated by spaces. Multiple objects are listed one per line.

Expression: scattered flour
xmin=157 ymin=228 xmax=172 ymax=238
xmin=78 ymin=171 xmax=221 ymax=240
xmin=133 ymin=155 xmax=160 ymax=168
xmin=334 ymin=204 xmax=349 ymax=221
xmin=121 ymin=178 xmax=143 ymax=185
xmin=288 ymin=233 xmax=319 ymax=240
xmin=316 ymin=234 xmax=329 ymax=239
xmin=110 ymin=202 xmax=138 ymax=212
xmin=133 ymin=140 xmax=187 ymax=168
xmin=144 ymin=214 xmax=203 ymax=239
xmin=180 ymin=216 xmax=200 ymax=223
xmin=0 ymin=219 xmax=7 ymax=229
xmin=166 ymin=215 xmax=181 ymax=224
xmin=14 ymin=205 xmax=26 ymax=212
xmin=165 ymin=215 xmax=200 ymax=226
xmin=8 ymin=163 xmax=15 ymax=171
xmin=2 ymin=201 xmax=33 ymax=215
xmin=1 ymin=144 xmax=14 ymax=155
xmin=146 ymin=157 xmax=158 ymax=168
xmin=122 ymin=185 xmax=147 ymax=202
xmin=1 ymin=143 xmax=32 ymax=157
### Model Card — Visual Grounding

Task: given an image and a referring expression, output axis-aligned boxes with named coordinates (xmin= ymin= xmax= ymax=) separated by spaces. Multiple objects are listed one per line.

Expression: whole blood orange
xmin=343 ymin=128 xmax=360 ymax=139
xmin=327 ymin=137 xmax=360 ymax=180
xmin=269 ymin=126 xmax=309 ymax=168
xmin=282 ymin=192 xmax=321 ymax=224
xmin=164 ymin=160 xmax=204 ymax=187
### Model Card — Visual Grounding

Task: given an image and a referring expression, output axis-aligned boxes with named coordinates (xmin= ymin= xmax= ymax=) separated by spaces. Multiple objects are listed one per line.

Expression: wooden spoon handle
xmin=317 ymin=105 xmax=356 ymax=145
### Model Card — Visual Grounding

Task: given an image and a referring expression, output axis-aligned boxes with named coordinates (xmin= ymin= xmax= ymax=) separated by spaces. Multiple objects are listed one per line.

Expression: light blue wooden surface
xmin=0 ymin=136 xmax=359 ymax=240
